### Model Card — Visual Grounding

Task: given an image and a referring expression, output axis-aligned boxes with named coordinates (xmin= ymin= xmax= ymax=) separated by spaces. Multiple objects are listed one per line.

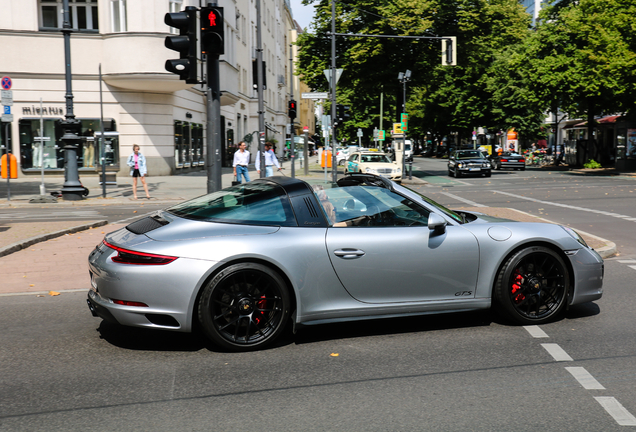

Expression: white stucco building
xmin=0 ymin=0 xmax=313 ymax=177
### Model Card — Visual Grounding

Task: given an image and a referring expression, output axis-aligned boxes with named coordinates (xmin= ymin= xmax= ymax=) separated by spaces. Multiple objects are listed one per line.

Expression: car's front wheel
xmin=198 ymin=263 xmax=290 ymax=351
xmin=494 ymin=246 xmax=569 ymax=325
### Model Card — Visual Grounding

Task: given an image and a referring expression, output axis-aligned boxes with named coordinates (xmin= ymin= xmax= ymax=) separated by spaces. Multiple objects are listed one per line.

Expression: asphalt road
xmin=1 ymin=159 xmax=635 ymax=431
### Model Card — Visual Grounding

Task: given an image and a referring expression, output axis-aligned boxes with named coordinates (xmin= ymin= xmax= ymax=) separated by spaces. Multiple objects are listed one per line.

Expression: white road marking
xmin=565 ymin=367 xmax=605 ymax=390
xmin=492 ymin=190 xmax=635 ymax=221
xmin=629 ymin=265 xmax=636 ymax=271
xmin=439 ymin=192 xmax=486 ymax=207
xmin=617 ymin=260 xmax=636 ymax=264
xmin=0 ymin=211 xmax=101 ymax=220
xmin=594 ymin=397 xmax=636 ymax=426
xmin=541 ymin=343 xmax=573 ymax=361
xmin=523 ymin=325 xmax=549 ymax=338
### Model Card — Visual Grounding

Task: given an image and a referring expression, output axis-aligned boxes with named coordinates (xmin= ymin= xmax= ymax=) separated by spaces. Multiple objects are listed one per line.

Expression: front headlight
xmin=458 ymin=163 xmax=464 ymax=168
xmin=561 ymin=226 xmax=588 ymax=247
xmin=483 ymin=163 xmax=489 ymax=168
xmin=365 ymin=167 xmax=375 ymax=173
xmin=396 ymin=168 xmax=401 ymax=173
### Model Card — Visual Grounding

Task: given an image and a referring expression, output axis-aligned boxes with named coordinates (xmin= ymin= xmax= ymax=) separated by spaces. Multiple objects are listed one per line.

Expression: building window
xmin=39 ymin=0 xmax=99 ymax=32
xmin=110 ymin=0 xmax=127 ymax=32
xmin=174 ymin=121 xmax=203 ymax=169
xmin=169 ymin=0 xmax=183 ymax=33
xmin=18 ymin=118 xmax=118 ymax=170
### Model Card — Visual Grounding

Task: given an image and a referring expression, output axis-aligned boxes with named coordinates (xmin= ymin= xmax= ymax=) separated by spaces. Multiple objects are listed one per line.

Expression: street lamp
xmin=398 ymin=70 xmax=411 ymax=179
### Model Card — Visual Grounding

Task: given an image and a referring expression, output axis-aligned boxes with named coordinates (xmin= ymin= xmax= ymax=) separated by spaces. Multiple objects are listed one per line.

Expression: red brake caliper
xmin=511 ymin=270 xmax=525 ymax=304
xmin=254 ymin=295 xmax=267 ymax=324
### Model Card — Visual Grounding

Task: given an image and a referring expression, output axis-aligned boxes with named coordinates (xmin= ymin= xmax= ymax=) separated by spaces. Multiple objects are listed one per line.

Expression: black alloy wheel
xmin=494 ymin=246 xmax=569 ymax=324
xmin=198 ymin=263 xmax=290 ymax=351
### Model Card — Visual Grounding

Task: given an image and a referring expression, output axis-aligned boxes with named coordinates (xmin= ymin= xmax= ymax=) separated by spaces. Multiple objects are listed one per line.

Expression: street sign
xmin=401 ymin=113 xmax=408 ymax=132
xmin=378 ymin=130 xmax=385 ymax=141
xmin=393 ymin=123 xmax=403 ymax=134
xmin=373 ymin=128 xmax=379 ymax=139
xmin=3 ymin=106 xmax=10 ymax=115
xmin=1 ymin=114 xmax=13 ymax=122
xmin=301 ymin=92 xmax=329 ymax=99
xmin=34 ymin=137 xmax=51 ymax=141
xmin=323 ymin=69 xmax=343 ymax=87
xmin=1 ymin=90 xmax=12 ymax=106
xmin=1 ymin=76 xmax=12 ymax=90
xmin=357 ymin=128 xmax=363 ymax=138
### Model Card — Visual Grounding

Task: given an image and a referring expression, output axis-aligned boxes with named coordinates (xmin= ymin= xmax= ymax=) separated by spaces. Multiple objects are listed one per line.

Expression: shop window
xmin=174 ymin=121 xmax=184 ymax=168
xmin=192 ymin=124 xmax=204 ymax=166
xmin=39 ymin=0 xmax=99 ymax=32
xmin=19 ymin=118 xmax=117 ymax=171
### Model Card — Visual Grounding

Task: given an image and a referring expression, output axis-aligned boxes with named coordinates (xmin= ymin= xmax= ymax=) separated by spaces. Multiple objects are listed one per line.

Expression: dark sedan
xmin=448 ymin=150 xmax=491 ymax=178
xmin=492 ymin=152 xmax=526 ymax=171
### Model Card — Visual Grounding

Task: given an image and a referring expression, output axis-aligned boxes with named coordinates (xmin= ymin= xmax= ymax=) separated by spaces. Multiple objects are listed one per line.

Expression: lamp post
xmin=58 ymin=0 xmax=85 ymax=201
xmin=398 ymin=70 xmax=411 ymax=179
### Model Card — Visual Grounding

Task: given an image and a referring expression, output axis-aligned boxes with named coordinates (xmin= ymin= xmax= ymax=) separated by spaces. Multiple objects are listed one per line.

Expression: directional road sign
xmin=301 ymin=92 xmax=329 ymax=99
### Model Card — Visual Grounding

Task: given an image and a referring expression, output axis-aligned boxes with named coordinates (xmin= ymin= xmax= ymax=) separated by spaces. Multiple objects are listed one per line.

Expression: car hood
xmin=454 ymin=158 xmax=488 ymax=163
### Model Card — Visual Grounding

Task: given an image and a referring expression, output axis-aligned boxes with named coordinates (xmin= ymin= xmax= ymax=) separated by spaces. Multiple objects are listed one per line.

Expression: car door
xmin=325 ymin=187 xmax=480 ymax=303
xmin=347 ymin=154 xmax=359 ymax=173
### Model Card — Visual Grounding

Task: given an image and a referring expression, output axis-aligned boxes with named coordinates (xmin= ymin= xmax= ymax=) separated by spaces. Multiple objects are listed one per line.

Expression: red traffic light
xmin=201 ymin=6 xmax=224 ymax=55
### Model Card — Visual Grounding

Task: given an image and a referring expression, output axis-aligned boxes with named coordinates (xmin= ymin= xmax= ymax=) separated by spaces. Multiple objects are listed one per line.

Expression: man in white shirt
xmin=232 ymin=141 xmax=251 ymax=183
xmin=255 ymin=142 xmax=281 ymax=177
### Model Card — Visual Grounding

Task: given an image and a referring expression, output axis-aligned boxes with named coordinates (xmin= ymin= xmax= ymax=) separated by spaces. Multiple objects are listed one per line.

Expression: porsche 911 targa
xmin=87 ymin=174 xmax=603 ymax=351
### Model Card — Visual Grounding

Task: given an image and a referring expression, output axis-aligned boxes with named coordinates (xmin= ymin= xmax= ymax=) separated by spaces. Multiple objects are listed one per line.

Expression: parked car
xmin=87 ymin=173 xmax=604 ymax=351
xmin=448 ymin=149 xmax=492 ymax=178
xmin=345 ymin=150 xmax=402 ymax=181
xmin=492 ymin=151 xmax=526 ymax=171
xmin=336 ymin=147 xmax=350 ymax=165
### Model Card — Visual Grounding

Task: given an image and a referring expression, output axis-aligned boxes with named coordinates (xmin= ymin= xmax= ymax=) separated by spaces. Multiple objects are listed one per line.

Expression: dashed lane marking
xmin=565 ymin=367 xmax=606 ymax=390
xmin=541 ymin=343 xmax=573 ymax=361
xmin=523 ymin=325 xmax=549 ymax=338
xmin=594 ymin=397 xmax=636 ymax=426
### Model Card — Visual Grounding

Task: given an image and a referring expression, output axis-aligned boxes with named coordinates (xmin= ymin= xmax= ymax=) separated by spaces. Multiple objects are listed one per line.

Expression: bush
xmin=584 ymin=159 xmax=602 ymax=169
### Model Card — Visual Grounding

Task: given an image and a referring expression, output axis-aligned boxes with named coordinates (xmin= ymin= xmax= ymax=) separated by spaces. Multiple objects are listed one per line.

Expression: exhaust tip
xmin=87 ymin=299 xmax=98 ymax=317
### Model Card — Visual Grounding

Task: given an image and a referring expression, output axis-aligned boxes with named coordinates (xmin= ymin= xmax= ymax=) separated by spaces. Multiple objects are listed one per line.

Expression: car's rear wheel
xmin=198 ymin=263 xmax=290 ymax=351
xmin=494 ymin=246 xmax=569 ymax=324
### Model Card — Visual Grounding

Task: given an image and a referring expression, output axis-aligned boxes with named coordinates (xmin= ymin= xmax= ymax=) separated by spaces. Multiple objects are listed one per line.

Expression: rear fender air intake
xmin=126 ymin=215 xmax=170 ymax=235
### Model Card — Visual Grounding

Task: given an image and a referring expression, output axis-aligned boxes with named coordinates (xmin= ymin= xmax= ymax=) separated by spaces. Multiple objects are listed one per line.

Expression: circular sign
xmin=1 ymin=76 xmax=12 ymax=90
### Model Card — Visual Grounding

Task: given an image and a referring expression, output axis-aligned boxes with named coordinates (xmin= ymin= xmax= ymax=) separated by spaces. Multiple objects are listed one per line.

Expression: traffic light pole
xmin=206 ymin=52 xmax=222 ymax=193
xmin=256 ymin=0 xmax=266 ymax=178
xmin=330 ymin=0 xmax=337 ymax=183
xmin=289 ymin=44 xmax=295 ymax=179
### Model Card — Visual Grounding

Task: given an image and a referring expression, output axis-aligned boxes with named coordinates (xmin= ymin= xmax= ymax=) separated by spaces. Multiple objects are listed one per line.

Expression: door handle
xmin=334 ymin=248 xmax=365 ymax=259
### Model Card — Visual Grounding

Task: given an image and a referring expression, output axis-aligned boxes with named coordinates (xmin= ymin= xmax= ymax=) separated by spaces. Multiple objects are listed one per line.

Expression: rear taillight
xmin=501 ymin=159 xmax=508 ymax=162
xmin=520 ymin=158 xmax=525 ymax=163
xmin=103 ymin=240 xmax=177 ymax=265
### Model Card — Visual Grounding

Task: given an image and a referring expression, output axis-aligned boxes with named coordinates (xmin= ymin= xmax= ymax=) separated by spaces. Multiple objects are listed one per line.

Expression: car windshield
xmin=360 ymin=154 xmax=392 ymax=163
xmin=166 ymin=181 xmax=296 ymax=226
xmin=456 ymin=150 xmax=483 ymax=159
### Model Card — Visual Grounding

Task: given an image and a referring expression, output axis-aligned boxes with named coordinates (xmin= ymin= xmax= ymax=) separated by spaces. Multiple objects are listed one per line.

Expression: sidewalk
xmin=0 ymin=162 xmax=617 ymax=296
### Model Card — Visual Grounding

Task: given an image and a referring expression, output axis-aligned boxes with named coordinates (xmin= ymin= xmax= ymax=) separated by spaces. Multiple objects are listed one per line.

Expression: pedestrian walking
xmin=255 ymin=142 xmax=281 ymax=177
xmin=126 ymin=144 xmax=150 ymax=199
xmin=232 ymin=141 xmax=251 ymax=183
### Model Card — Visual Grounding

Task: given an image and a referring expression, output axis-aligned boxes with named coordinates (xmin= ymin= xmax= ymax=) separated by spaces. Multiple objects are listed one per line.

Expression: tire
xmin=456 ymin=170 xmax=462 ymax=178
xmin=520 ymin=167 xmax=525 ymax=171
xmin=485 ymin=171 xmax=491 ymax=178
xmin=448 ymin=169 xmax=454 ymax=177
xmin=198 ymin=263 xmax=290 ymax=351
xmin=493 ymin=246 xmax=569 ymax=325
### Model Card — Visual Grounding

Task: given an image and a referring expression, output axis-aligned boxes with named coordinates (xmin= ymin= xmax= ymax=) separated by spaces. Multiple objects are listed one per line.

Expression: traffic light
xmin=441 ymin=36 xmax=457 ymax=66
xmin=288 ymin=100 xmax=297 ymax=120
xmin=252 ymin=59 xmax=267 ymax=90
xmin=200 ymin=6 xmax=224 ymax=55
xmin=336 ymin=104 xmax=351 ymax=122
xmin=164 ymin=6 xmax=197 ymax=83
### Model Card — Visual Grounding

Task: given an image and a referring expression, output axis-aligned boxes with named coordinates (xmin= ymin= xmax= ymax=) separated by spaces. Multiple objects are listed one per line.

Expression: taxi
xmin=345 ymin=150 xmax=402 ymax=181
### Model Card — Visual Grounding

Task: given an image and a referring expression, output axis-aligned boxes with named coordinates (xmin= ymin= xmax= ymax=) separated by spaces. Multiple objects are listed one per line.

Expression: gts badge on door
xmin=455 ymin=291 xmax=472 ymax=297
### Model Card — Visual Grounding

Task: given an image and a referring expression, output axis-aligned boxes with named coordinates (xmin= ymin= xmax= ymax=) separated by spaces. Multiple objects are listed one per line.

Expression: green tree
xmin=521 ymin=0 xmax=636 ymax=162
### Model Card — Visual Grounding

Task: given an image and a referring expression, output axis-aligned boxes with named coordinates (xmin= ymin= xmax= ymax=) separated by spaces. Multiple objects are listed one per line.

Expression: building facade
xmin=0 ymin=0 xmax=313 ymax=178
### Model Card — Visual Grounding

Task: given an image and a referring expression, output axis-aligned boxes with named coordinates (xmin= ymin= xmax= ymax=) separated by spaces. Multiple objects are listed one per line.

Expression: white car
xmin=345 ymin=151 xmax=402 ymax=181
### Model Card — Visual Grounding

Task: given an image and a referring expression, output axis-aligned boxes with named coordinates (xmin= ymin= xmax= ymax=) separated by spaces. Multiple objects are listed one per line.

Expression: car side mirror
xmin=428 ymin=213 xmax=447 ymax=234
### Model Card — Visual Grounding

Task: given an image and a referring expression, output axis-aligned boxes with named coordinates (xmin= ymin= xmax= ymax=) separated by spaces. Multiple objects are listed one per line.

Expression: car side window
xmin=326 ymin=186 xmax=430 ymax=227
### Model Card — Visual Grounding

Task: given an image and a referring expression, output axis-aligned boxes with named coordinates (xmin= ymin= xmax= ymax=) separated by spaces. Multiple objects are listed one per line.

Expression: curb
xmin=0 ymin=220 xmax=109 ymax=258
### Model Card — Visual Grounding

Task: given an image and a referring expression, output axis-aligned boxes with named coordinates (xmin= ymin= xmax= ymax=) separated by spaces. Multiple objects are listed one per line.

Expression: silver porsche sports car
xmin=87 ymin=173 xmax=604 ymax=351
